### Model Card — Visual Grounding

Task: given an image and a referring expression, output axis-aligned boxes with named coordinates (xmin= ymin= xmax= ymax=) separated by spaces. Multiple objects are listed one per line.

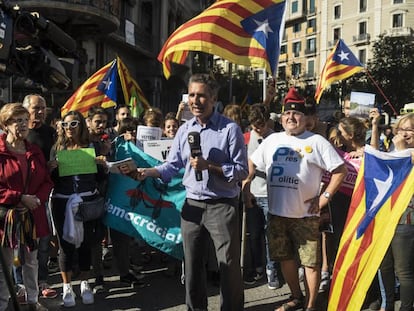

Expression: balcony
xmin=305 ymin=48 xmax=317 ymax=56
xmin=353 ymin=33 xmax=371 ymax=45
xmin=11 ymin=0 xmax=120 ymax=38
xmin=328 ymin=40 xmax=338 ymax=48
xmin=306 ymin=27 xmax=316 ymax=35
xmin=112 ymin=19 xmax=156 ymax=56
xmin=383 ymin=27 xmax=413 ymax=38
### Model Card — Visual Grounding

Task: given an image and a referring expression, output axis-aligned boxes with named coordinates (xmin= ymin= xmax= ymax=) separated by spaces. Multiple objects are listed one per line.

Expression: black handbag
xmin=75 ymin=196 xmax=107 ymax=222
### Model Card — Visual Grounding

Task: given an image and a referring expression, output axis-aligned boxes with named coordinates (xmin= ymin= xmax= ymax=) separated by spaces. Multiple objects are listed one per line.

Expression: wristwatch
xmin=322 ymin=191 xmax=331 ymax=200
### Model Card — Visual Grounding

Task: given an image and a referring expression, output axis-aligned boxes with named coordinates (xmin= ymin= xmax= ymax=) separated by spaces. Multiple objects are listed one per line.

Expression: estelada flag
xmin=315 ymin=39 xmax=364 ymax=103
xmin=61 ymin=60 xmax=116 ymax=117
xmin=328 ymin=145 xmax=414 ymax=311
xmin=158 ymin=0 xmax=286 ymax=79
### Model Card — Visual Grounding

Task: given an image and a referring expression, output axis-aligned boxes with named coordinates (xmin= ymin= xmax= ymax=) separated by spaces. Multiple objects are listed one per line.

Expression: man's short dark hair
xmin=189 ymin=73 xmax=220 ymax=98
xmin=88 ymin=106 xmax=108 ymax=119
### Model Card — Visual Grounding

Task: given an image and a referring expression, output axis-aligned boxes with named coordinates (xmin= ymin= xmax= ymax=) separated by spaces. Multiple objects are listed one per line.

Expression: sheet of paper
xmin=57 ymin=148 xmax=97 ymax=177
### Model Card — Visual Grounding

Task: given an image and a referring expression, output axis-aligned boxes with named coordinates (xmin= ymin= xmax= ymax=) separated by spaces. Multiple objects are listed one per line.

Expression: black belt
xmin=187 ymin=197 xmax=238 ymax=206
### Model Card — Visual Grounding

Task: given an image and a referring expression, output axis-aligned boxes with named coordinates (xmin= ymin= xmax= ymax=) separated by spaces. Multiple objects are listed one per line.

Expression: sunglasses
xmin=61 ymin=120 xmax=80 ymax=129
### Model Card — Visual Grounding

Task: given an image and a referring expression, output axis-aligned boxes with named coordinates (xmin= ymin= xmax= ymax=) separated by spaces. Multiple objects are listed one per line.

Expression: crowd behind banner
xmin=0 ymin=82 xmax=413 ymax=311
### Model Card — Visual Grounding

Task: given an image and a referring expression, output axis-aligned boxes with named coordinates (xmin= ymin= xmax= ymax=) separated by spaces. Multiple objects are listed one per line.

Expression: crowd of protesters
xmin=0 ymin=74 xmax=413 ymax=311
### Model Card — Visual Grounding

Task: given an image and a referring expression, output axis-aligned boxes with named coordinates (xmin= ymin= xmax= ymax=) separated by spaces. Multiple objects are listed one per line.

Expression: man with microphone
xmin=125 ymin=73 xmax=248 ymax=311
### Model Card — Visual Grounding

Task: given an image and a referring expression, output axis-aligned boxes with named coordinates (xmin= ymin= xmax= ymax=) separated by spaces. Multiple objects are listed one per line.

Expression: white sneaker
xmin=62 ymin=285 xmax=76 ymax=308
xmin=80 ymin=281 xmax=94 ymax=305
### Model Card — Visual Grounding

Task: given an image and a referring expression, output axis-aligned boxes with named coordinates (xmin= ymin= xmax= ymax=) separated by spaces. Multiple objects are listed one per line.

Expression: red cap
xmin=283 ymin=88 xmax=306 ymax=114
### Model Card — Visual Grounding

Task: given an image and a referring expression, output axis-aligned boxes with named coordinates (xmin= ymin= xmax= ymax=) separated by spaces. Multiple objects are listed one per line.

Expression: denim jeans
xmin=380 ymin=224 xmax=414 ymax=311
xmin=256 ymin=197 xmax=277 ymax=271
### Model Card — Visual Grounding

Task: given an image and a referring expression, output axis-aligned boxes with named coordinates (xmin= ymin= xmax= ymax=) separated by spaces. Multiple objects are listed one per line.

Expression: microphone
xmin=188 ymin=131 xmax=202 ymax=181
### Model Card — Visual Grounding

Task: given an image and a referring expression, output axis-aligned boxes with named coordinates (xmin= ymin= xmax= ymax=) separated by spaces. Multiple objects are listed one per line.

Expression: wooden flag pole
xmin=365 ymin=68 xmax=398 ymax=116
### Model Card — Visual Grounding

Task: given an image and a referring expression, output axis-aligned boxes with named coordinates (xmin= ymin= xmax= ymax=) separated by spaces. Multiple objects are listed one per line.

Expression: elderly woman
xmin=0 ymin=103 xmax=53 ymax=311
xmin=378 ymin=112 xmax=414 ymax=311
xmin=49 ymin=110 xmax=107 ymax=308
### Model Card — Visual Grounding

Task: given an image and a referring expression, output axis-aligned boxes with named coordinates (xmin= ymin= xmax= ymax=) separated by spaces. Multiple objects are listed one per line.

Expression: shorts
xmin=267 ymin=215 xmax=321 ymax=267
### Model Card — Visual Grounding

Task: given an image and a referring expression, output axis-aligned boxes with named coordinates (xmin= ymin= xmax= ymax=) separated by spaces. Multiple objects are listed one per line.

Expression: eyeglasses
xmin=61 ymin=120 xmax=80 ymax=129
xmin=397 ymin=128 xmax=414 ymax=133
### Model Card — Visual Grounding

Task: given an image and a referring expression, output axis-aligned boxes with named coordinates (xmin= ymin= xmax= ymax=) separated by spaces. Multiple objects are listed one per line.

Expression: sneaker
xmin=102 ymin=247 xmax=112 ymax=269
xmin=369 ymin=299 xmax=381 ymax=311
xmin=62 ymin=285 xmax=76 ymax=308
xmin=47 ymin=259 xmax=60 ymax=273
xmin=319 ymin=271 xmax=330 ymax=292
xmin=93 ymin=275 xmax=105 ymax=294
xmin=39 ymin=283 xmax=58 ymax=299
xmin=120 ymin=272 xmax=146 ymax=287
xmin=254 ymin=270 xmax=264 ymax=281
xmin=28 ymin=302 xmax=48 ymax=311
xmin=266 ymin=268 xmax=281 ymax=290
xmin=80 ymin=281 xmax=94 ymax=305
xmin=16 ymin=284 xmax=27 ymax=305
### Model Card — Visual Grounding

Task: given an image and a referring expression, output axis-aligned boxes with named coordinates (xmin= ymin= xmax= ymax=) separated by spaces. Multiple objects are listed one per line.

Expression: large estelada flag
xmin=315 ymin=39 xmax=364 ymax=103
xmin=328 ymin=145 xmax=414 ymax=311
xmin=158 ymin=0 xmax=286 ymax=79
xmin=103 ymin=138 xmax=186 ymax=260
xmin=61 ymin=57 xmax=150 ymax=117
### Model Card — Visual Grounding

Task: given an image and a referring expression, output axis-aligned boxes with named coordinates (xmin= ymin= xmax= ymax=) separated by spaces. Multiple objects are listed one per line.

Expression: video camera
xmin=0 ymin=0 xmax=76 ymax=89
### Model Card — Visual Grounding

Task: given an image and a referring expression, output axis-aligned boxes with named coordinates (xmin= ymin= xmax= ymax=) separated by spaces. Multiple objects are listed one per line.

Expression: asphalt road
xmin=12 ymin=247 xmax=400 ymax=311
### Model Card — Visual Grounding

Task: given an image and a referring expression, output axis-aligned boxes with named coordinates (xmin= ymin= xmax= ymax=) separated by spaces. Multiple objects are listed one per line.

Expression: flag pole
xmin=364 ymin=68 xmax=398 ymax=116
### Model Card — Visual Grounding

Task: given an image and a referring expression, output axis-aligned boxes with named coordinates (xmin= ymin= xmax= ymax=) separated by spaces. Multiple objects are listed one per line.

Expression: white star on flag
xmin=338 ymin=50 xmax=349 ymax=61
xmin=101 ymin=78 xmax=112 ymax=90
xmin=254 ymin=19 xmax=273 ymax=38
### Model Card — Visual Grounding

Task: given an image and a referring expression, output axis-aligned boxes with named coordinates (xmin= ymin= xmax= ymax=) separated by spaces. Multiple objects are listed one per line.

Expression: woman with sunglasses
xmin=48 ymin=110 xmax=107 ymax=308
xmin=0 ymin=103 xmax=53 ymax=311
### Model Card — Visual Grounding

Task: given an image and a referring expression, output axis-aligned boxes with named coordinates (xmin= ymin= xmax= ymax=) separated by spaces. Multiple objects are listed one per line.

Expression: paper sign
xmin=349 ymin=91 xmax=375 ymax=119
xmin=57 ymin=148 xmax=97 ymax=177
xmin=136 ymin=125 xmax=162 ymax=141
xmin=143 ymin=139 xmax=173 ymax=162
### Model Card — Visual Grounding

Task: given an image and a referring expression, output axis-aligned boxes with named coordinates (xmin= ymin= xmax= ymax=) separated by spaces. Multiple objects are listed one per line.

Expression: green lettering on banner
xmin=57 ymin=148 xmax=98 ymax=177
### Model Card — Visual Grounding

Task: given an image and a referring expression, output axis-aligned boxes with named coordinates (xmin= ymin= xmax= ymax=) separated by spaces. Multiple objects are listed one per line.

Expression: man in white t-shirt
xmin=250 ymin=87 xmax=347 ymax=311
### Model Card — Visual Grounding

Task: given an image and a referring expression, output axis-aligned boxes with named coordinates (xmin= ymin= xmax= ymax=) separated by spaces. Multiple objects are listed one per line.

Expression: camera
xmin=0 ymin=0 xmax=76 ymax=89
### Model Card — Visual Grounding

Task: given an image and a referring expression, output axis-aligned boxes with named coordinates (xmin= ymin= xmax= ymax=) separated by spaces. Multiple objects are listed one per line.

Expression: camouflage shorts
xmin=267 ymin=215 xmax=321 ymax=267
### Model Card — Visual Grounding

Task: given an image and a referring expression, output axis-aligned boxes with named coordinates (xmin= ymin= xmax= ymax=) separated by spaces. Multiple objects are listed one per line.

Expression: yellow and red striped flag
xmin=328 ymin=145 xmax=414 ymax=311
xmin=157 ymin=0 xmax=286 ymax=79
xmin=61 ymin=60 xmax=116 ymax=117
xmin=117 ymin=56 xmax=150 ymax=115
xmin=315 ymin=39 xmax=364 ymax=103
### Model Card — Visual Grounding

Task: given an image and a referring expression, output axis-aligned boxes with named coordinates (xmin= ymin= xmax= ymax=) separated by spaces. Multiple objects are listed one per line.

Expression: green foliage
xmin=367 ymin=35 xmax=414 ymax=114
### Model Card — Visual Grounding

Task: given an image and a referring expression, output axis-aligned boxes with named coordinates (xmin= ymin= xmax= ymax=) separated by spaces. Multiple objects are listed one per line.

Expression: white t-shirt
xmin=250 ymin=130 xmax=344 ymax=218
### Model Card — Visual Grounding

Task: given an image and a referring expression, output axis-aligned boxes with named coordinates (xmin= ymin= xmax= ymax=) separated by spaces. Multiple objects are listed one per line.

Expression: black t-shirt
xmin=26 ymin=124 xmax=56 ymax=161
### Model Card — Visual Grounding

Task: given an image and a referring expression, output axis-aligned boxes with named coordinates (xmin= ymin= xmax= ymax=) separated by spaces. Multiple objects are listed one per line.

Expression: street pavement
xmin=12 ymin=248 xmax=400 ymax=311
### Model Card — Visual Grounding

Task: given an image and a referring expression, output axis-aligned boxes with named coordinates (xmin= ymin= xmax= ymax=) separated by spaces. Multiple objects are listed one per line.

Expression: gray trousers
xmin=0 ymin=247 xmax=39 ymax=311
xmin=182 ymin=198 xmax=244 ymax=311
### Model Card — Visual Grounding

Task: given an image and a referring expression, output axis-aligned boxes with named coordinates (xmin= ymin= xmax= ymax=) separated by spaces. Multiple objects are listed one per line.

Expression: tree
xmin=367 ymin=35 xmax=414 ymax=114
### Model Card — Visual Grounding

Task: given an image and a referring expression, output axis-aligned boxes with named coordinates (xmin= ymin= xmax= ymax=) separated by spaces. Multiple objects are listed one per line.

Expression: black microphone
xmin=188 ymin=131 xmax=202 ymax=181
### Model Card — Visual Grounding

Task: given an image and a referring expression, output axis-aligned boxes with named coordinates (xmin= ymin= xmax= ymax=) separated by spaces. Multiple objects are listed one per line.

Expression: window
xmin=280 ymin=44 xmax=287 ymax=54
xmin=308 ymin=18 xmax=316 ymax=32
xmin=292 ymin=42 xmax=301 ymax=56
xmin=292 ymin=63 xmax=301 ymax=77
xmin=309 ymin=0 xmax=316 ymax=14
xmin=334 ymin=5 xmax=341 ymax=19
xmin=292 ymin=0 xmax=298 ymax=13
xmin=307 ymin=38 xmax=316 ymax=53
xmin=358 ymin=49 xmax=366 ymax=64
xmin=333 ymin=27 xmax=341 ymax=40
xmin=277 ymin=66 xmax=286 ymax=81
xmin=359 ymin=21 xmax=367 ymax=35
xmin=393 ymin=0 xmax=403 ymax=3
xmin=393 ymin=13 xmax=403 ymax=27
xmin=293 ymin=23 xmax=301 ymax=33
xmin=307 ymin=60 xmax=315 ymax=77
xmin=359 ymin=0 xmax=367 ymax=12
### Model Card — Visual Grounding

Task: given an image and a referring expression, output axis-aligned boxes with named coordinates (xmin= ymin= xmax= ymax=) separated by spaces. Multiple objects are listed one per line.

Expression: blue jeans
xmin=256 ymin=197 xmax=276 ymax=271
xmin=380 ymin=224 xmax=414 ymax=311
